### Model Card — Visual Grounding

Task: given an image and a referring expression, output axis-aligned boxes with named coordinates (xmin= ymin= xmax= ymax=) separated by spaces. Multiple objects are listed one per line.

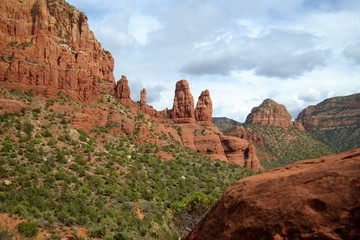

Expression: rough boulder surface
xmin=188 ymin=148 xmax=360 ymax=240
xmin=245 ymin=99 xmax=292 ymax=128
xmin=170 ymin=80 xmax=195 ymax=123
xmin=195 ymin=89 xmax=213 ymax=126
xmin=0 ymin=0 xmax=115 ymax=100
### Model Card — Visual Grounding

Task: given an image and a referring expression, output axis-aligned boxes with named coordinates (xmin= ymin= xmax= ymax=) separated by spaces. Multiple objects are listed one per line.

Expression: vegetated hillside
xmin=212 ymin=117 xmax=239 ymax=133
xmin=296 ymin=93 xmax=360 ymax=152
xmin=0 ymin=89 xmax=256 ymax=239
xmin=244 ymin=123 xmax=334 ymax=169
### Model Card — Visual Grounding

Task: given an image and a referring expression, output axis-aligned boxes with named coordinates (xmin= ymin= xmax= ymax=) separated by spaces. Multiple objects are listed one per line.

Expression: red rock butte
xmin=245 ymin=98 xmax=293 ymax=128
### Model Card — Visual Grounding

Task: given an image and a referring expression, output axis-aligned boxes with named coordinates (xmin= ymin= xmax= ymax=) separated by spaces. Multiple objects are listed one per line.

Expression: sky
xmin=67 ymin=0 xmax=360 ymax=122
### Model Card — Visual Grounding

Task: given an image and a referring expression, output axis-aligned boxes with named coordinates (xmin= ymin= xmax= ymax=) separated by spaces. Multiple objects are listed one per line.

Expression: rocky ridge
xmin=245 ymin=98 xmax=293 ymax=128
xmin=295 ymin=93 xmax=360 ymax=151
xmin=0 ymin=0 xmax=115 ymax=101
xmin=188 ymin=148 xmax=360 ymax=240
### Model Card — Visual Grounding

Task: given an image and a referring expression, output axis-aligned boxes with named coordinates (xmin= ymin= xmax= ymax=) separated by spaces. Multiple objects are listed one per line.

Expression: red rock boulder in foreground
xmin=188 ymin=148 xmax=360 ymax=240
xmin=0 ymin=0 xmax=115 ymax=101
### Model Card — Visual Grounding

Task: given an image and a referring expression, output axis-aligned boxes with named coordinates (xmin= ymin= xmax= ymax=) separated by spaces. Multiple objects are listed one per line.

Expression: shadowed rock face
xmin=187 ymin=148 xmax=360 ymax=240
xmin=0 ymin=0 xmax=114 ymax=100
xmin=245 ymin=99 xmax=292 ymax=128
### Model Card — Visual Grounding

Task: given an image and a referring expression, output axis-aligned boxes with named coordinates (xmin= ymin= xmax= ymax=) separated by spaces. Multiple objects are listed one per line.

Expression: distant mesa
xmin=295 ymin=93 xmax=360 ymax=151
xmin=245 ymin=98 xmax=293 ymax=128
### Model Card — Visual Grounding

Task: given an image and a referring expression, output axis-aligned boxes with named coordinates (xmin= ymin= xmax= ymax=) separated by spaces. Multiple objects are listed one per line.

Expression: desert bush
xmin=17 ymin=221 xmax=38 ymax=238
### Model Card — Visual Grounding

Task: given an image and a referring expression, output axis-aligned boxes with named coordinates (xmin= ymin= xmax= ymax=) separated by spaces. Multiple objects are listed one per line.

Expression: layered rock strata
xmin=0 ymin=0 xmax=115 ymax=100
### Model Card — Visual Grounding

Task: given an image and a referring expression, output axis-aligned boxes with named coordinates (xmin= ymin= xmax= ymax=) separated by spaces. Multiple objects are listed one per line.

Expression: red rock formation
xmin=230 ymin=125 xmax=264 ymax=145
xmin=245 ymin=99 xmax=292 ymax=128
xmin=220 ymin=135 xmax=249 ymax=165
xmin=296 ymin=93 xmax=360 ymax=130
xmin=0 ymin=0 xmax=114 ymax=101
xmin=140 ymin=88 xmax=146 ymax=105
xmin=115 ymin=75 xmax=131 ymax=103
xmin=244 ymin=144 xmax=262 ymax=170
xmin=0 ymin=99 xmax=28 ymax=115
xmin=188 ymin=148 xmax=360 ymax=240
xmin=195 ymin=89 xmax=213 ymax=126
xmin=194 ymin=132 xmax=227 ymax=162
xmin=170 ymin=80 xmax=195 ymax=123
xmin=175 ymin=124 xmax=263 ymax=170
xmin=156 ymin=151 xmax=175 ymax=161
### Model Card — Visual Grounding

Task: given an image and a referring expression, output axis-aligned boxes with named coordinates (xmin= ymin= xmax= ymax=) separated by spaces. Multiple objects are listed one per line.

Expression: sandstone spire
xmin=170 ymin=80 xmax=195 ymax=123
xmin=140 ymin=88 xmax=147 ymax=105
xmin=195 ymin=89 xmax=213 ymax=126
xmin=115 ymin=75 xmax=131 ymax=103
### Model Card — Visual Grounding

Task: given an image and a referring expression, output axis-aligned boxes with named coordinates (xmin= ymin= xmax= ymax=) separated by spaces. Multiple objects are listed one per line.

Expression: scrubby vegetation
xmin=244 ymin=123 xmax=334 ymax=169
xmin=308 ymin=126 xmax=360 ymax=152
xmin=0 ymin=90 xmax=257 ymax=239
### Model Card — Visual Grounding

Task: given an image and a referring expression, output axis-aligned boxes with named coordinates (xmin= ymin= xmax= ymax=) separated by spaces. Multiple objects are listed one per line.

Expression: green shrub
xmin=17 ymin=221 xmax=38 ymax=238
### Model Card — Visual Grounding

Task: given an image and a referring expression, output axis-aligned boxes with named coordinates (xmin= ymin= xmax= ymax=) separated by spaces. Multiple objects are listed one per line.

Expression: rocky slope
xmin=245 ymin=98 xmax=293 ymax=128
xmin=0 ymin=88 xmax=258 ymax=239
xmin=0 ymin=0 xmax=262 ymax=170
xmin=0 ymin=0 xmax=115 ymax=101
xmin=296 ymin=93 xmax=360 ymax=151
xmin=187 ymin=148 xmax=360 ymax=240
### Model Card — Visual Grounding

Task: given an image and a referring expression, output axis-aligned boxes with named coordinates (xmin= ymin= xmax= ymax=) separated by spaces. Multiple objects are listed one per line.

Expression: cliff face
xmin=0 ymin=0 xmax=115 ymax=100
xmin=296 ymin=93 xmax=360 ymax=151
xmin=245 ymin=99 xmax=292 ymax=128
xmin=296 ymin=93 xmax=360 ymax=129
xmin=188 ymin=148 xmax=360 ymax=240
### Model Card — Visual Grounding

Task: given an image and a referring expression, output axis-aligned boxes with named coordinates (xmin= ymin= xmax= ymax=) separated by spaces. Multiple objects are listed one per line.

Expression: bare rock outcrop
xmin=115 ymin=75 xmax=131 ymax=104
xmin=170 ymin=80 xmax=195 ymax=123
xmin=296 ymin=93 xmax=360 ymax=130
xmin=140 ymin=88 xmax=147 ymax=105
xmin=0 ymin=0 xmax=115 ymax=101
xmin=195 ymin=89 xmax=213 ymax=126
xmin=245 ymin=99 xmax=292 ymax=128
xmin=296 ymin=93 xmax=360 ymax=151
xmin=230 ymin=125 xmax=264 ymax=145
xmin=188 ymin=148 xmax=360 ymax=240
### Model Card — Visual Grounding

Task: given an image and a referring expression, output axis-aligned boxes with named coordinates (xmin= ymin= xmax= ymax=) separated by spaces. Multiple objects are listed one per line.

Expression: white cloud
xmin=344 ymin=41 xmax=360 ymax=65
xmin=129 ymin=14 xmax=162 ymax=46
xmin=65 ymin=0 xmax=360 ymax=122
